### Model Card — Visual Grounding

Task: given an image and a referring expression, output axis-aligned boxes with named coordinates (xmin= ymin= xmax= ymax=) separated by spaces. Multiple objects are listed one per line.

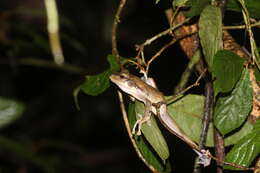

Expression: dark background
xmin=0 ymin=0 xmax=255 ymax=172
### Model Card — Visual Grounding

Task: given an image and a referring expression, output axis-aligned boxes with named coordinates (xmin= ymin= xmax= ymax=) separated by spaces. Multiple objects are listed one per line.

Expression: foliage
xmin=0 ymin=0 xmax=259 ymax=172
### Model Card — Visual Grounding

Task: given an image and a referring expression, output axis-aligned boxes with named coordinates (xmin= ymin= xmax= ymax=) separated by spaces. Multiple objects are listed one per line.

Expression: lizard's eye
xmin=119 ymin=73 xmax=128 ymax=79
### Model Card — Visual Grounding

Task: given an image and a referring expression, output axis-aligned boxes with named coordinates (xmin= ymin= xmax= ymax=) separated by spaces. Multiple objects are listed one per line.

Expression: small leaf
xmin=214 ymin=69 xmax=253 ymax=135
xmin=172 ymin=0 xmax=189 ymax=8
xmin=107 ymin=54 xmax=121 ymax=72
xmin=81 ymin=70 xmax=111 ymax=96
xmin=212 ymin=50 xmax=244 ymax=95
xmin=224 ymin=120 xmax=260 ymax=170
xmin=128 ymin=103 xmax=171 ymax=173
xmin=199 ymin=5 xmax=223 ymax=71
xmin=0 ymin=97 xmax=25 ymax=128
xmin=80 ymin=55 xmax=120 ymax=96
xmin=135 ymin=102 xmax=170 ymax=162
xmin=185 ymin=0 xmax=211 ymax=17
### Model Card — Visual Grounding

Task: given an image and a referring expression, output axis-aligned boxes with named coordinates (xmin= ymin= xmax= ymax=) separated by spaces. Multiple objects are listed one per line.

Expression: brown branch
xmin=112 ymin=0 xmax=126 ymax=65
xmin=214 ymin=128 xmax=225 ymax=173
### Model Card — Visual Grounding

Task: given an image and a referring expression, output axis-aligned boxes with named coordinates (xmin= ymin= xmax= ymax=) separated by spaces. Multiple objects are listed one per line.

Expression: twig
xmin=112 ymin=0 xmax=126 ymax=64
xmin=238 ymin=0 xmax=260 ymax=69
xmin=174 ymin=50 xmax=201 ymax=94
xmin=136 ymin=17 xmax=190 ymax=55
xmin=166 ymin=69 xmax=206 ymax=104
xmin=146 ymin=38 xmax=177 ymax=73
xmin=223 ymin=21 xmax=260 ymax=30
xmin=117 ymin=91 xmax=157 ymax=172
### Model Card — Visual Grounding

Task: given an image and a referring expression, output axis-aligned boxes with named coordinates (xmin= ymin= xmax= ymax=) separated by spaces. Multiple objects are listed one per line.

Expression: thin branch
xmin=166 ymin=69 xmax=206 ymax=104
xmin=223 ymin=21 xmax=260 ymax=29
xmin=136 ymin=17 xmax=191 ymax=53
xmin=112 ymin=0 xmax=126 ymax=64
xmin=146 ymin=38 xmax=177 ymax=73
xmin=174 ymin=50 xmax=201 ymax=94
xmin=214 ymin=128 xmax=225 ymax=173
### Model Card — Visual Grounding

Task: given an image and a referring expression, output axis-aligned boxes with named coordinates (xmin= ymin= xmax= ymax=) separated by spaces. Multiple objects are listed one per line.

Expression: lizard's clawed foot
xmin=194 ymin=149 xmax=211 ymax=167
xmin=132 ymin=113 xmax=151 ymax=135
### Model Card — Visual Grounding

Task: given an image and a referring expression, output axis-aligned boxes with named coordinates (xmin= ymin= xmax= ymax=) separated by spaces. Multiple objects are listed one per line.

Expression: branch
xmin=112 ymin=0 xmax=126 ymax=64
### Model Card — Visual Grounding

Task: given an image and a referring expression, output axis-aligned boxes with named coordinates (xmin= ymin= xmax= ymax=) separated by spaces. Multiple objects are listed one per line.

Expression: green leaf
xmin=199 ymin=5 xmax=223 ymax=71
xmin=214 ymin=69 xmax=253 ymax=135
xmin=128 ymin=103 xmax=171 ymax=173
xmin=224 ymin=121 xmax=254 ymax=146
xmin=226 ymin=0 xmax=260 ymax=19
xmin=224 ymin=120 xmax=260 ymax=170
xmin=167 ymin=94 xmax=215 ymax=147
xmin=107 ymin=54 xmax=121 ymax=72
xmin=81 ymin=70 xmax=111 ymax=96
xmin=254 ymin=66 xmax=260 ymax=82
xmin=166 ymin=94 xmax=253 ymax=147
xmin=135 ymin=102 xmax=170 ymax=162
xmin=80 ymin=55 xmax=120 ymax=96
xmin=172 ymin=0 xmax=189 ymax=8
xmin=212 ymin=50 xmax=244 ymax=95
xmin=184 ymin=0 xmax=211 ymax=17
xmin=0 ymin=97 xmax=25 ymax=128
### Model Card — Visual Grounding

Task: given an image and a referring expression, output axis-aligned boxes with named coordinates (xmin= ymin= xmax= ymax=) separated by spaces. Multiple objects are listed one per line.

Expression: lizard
xmin=110 ymin=71 xmax=211 ymax=166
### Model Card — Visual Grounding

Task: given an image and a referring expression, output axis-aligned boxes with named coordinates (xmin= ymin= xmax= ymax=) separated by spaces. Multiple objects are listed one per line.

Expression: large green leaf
xmin=0 ymin=97 xmax=25 ymax=128
xmin=134 ymin=102 xmax=170 ymax=162
xmin=212 ymin=50 xmax=244 ymax=95
xmin=80 ymin=55 xmax=120 ymax=96
xmin=128 ymin=103 xmax=171 ymax=173
xmin=199 ymin=5 xmax=223 ymax=71
xmin=214 ymin=69 xmax=253 ymax=135
xmin=224 ymin=120 xmax=260 ymax=170
xmin=167 ymin=94 xmax=215 ymax=146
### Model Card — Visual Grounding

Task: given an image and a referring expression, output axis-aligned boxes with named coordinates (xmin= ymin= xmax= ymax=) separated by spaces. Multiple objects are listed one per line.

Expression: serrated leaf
xmin=214 ymin=69 xmax=253 ymax=135
xmin=135 ymin=102 xmax=170 ymax=162
xmin=212 ymin=50 xmax=244 ymax=95
xmin=224 ymin=120 xmax=260 ymax=170
xmin=0 ymin=97 xmax=25 ymax=128
xmin=128 ymin=103 xmax=171 ymax=173
xmin=199 ymin=5 xmax=223 ymax=71
xmin=80 ymin=55 xmax=120 ymax=96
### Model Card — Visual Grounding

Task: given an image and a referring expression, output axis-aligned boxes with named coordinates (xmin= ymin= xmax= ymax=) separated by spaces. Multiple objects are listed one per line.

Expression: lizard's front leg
xmin=132 ymin=100 xmax=152 ymax=135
